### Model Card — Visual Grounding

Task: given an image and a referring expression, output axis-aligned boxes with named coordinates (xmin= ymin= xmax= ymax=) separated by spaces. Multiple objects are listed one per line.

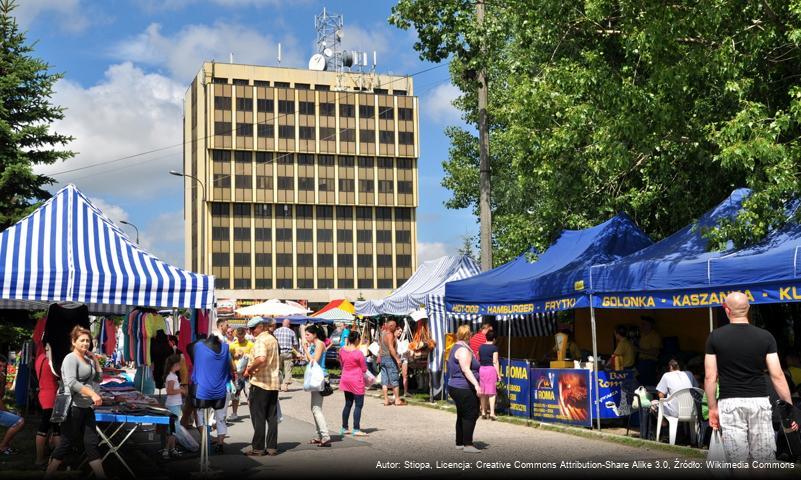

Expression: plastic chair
xmin=655 ymin=387 xmax=704 ymax=445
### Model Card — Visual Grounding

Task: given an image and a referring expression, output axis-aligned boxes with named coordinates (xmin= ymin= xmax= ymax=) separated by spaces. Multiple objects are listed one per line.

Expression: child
xmin=163 ymin=354 xmax=185 ymax=459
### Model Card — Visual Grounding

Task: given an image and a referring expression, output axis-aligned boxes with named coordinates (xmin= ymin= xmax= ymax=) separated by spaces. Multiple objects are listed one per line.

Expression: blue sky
xmin=18 ymin=0 xmax=477 ymax=268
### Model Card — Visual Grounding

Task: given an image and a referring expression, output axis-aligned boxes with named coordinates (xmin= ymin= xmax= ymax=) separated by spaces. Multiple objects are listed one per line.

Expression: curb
xmin=363 ymin=390 xmax=706 ymax=459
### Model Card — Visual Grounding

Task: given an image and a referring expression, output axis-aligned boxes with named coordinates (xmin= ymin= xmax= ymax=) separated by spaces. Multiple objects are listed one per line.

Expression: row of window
xmin=211 ymin=151 xmax=413 ymax=169
xmin=210 ymin=203 xmax=413 ymax=221
xmin=214 ymin=176 xmax=413 ymax=195
xmin=213 ymin=122 xmax=414 ymax=145
xmin=211 ymin=226 xmax=412 ymax=244
xmin=211 ymin=78 xmax=409 ymax=97
xmin=215 ymin=95 xmax=412 ymax=121
xmin=217 ymin=278 xmax=401 ymax=290
xmin=212 ymin=252 xmax=413 ymax=268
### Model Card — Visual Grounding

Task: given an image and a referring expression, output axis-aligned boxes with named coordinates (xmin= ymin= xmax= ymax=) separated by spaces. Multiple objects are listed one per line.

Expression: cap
xmin=247 ymin=316 xmax=265 ymax=329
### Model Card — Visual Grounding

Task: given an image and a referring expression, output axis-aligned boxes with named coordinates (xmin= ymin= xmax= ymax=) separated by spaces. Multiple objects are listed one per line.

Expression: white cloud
xmin=338 ymin=24 xmax=390 ymax=64
xmin=417 ymin=241 xmax=456 ymax=266
xmin=113 ymin=22 xmax=303 ymax=82
xmin=36 ymin=62 xmax=185 ymax=198
xmin=12 ymin=0 xmax=90 ymax=32
xmin=424 ymin=83 xmax=463 ymax=125
xmin=89 ymin=197 xmax=130 ymax=226
xmin=140 ymin=0 xmax=289 ymax=10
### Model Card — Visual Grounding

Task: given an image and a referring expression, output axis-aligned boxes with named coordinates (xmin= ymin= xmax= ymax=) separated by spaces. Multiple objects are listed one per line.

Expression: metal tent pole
xmin=590 ymin=297 xmax=601 ymax=430
xmin=708 ymin=307 xmax=714 ymax=332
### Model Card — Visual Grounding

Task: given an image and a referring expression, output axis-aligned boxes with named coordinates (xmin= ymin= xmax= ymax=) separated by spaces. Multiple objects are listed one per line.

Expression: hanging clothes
xmin=42 ymin=303 xmax=90 ymax=377
xmin=32 ymin=316 xmax=47 ymax=357
xmin=191 ymin=340 xmax=230 ymax=401
xmin=178 ymin=315 xmax=193 ymax=373
xmin=150 ymin=330 xmax=172 ymax=389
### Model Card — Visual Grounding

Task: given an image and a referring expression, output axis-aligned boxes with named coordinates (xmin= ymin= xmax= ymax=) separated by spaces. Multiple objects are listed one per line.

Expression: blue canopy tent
xmin=590 ymin=189 xmax=750 ymax=319
xmin=0 ymin=184 xmax=215 ymax=313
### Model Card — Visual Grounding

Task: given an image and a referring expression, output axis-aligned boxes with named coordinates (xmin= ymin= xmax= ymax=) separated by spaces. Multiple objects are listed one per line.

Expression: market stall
xmin=0 ymin=184 xmax=215 ymax=474
xmin=312 ymin=299 xmax=356 ymax=321
xmin=445 ymin=213 xmax=653 ymax=426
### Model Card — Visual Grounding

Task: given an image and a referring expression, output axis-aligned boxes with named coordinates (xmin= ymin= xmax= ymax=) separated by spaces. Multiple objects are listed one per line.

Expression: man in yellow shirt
xmin=637 ymin=316 xmax=662 ymax=385
xmin=612 ymin=326 xmax=635 ymax=371
xmin=229 ymin=327 xmax=254 ymax=421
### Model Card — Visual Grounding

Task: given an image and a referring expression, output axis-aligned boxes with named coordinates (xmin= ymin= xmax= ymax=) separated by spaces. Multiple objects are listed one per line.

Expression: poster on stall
xmin=530 ymin=368 xmax=592 ymax=427
xmin=499 ymin=358 xmax=530 ymax=418
xmin=594 ymin=369 xmax=638 ymax=419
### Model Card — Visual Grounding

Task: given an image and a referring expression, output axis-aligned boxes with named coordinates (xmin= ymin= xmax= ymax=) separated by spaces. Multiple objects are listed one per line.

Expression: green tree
xmin=392 ymin=1 xmax=801 ymax=264
xmin=0 ymin=0 xmax=73 ymax=230
xmin=457 ymin=233 xmax=477 ymax=261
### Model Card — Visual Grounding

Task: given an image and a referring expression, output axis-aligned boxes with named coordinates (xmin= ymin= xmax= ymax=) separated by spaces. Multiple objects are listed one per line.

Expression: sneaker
xmin=0 ymin=447 xmax=17 ymax=455
xmin=339 ymin=427 xmax=351 ymax=436
xmin=169 ymin=448 xmax=181 ymax=458
xmin=463 ymin=446 xmax=481 ymax=453
xmin=161 ymin=449 xmax=170 ymax=460
xmin=455 ymin=445 xmax=464 ymax=450
xmin=228 ymin=414 xmax=239 ymax=421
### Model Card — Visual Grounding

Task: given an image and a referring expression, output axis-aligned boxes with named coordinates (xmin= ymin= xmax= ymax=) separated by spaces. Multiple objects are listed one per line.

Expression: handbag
xmin=708 ymin=429 xmax=729 ymax=475
xmin=363 ymin=370 xmax=376 ymax=385
xmin=51 ymin=359 xmax=81 ymax=424
xmin=368 ymin=342 xmax=380 ymax=357
xmin=320 ymin=380 xmax=334 ymax=397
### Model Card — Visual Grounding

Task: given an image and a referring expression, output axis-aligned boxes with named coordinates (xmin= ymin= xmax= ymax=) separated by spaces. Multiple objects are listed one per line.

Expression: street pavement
xmin=133 ymin=383 xmax=762 ymax=479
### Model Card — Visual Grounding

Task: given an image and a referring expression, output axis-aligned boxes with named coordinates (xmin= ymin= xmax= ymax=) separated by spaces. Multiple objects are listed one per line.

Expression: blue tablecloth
xmin=94 ymin=412 xmax=172 ymax=425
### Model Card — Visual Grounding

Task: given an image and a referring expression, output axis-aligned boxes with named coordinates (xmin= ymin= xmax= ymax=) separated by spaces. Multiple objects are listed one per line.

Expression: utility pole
xmin=477 ymin=0 xmax=493 ymax=271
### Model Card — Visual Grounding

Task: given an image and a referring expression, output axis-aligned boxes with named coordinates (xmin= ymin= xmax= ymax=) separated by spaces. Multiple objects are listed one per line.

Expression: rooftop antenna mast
xmin=314 ymin=8 xmax=343 ymax=72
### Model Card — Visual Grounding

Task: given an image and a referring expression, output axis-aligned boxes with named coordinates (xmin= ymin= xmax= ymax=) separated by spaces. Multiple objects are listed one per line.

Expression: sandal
xmin=489 ymin=415 xmax=497 ymax=421
xmin=318 ymin=439 xmax=332 ymax=448
xmin=352 ymin=430 xmax=368 ymax=437
xmin=308 ymin=439 xmax=322 ymax=445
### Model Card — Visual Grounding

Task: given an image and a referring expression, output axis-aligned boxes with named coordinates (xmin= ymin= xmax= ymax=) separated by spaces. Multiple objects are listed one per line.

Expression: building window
xmin=236 ymin=123 xmax=253 ymax=137
xmin=317 ymin=229 xmax=333 ymax=242
xmin=212 ymin=150 xmax=231 ymax=163
xmin=319 ymin=127 xmax=335 ymax=141
xmin=236 ymin=97 xmax=253 ymax=111
xmin=374 ymin=88 xmax=388 ymax=94
xmin=359 ymin=129 xmax=375 ymax=143
xmin=379 ymin=130 xmax=395 ymax=144
xmin=337 ymin=253 xmax=352 ymax=267
xmin=376 ymin=230 xmax=392 ymax=243
xmin=298 ymin=177 xmax=314 ymax=191
xmin=314 ymin=84 xmax=330 ymax=91
xmin=233 ymin=204 xmax=250 ymax=217
xmin=299 ymin=101 xmax=315 ymax=115
xmin=395 ymin=208 xmax=412 ymax=221
xmin=356 ymin=207 xmax=371 ymax=220
xmin=215 ymin=121 xmax=232 ymax=136
xmin=212 ymin=226 xmax=229 ymax=241
xmin=337 ymin=229 xmax=352 ymax=242
xmin=276 ymin=253 xmax=293 ymax=266
xmin=276 ymin=228 xmax=292 ymax=241
xmin=398 ymin=181 xmax=413 ymax=194
xmin=255 ymin=278 xmax=272 ymax=289
xmin=257 ymin=98 xmax=273 ymax=112
xmin=378 ymin=107 xmax=394 ymax=120
xmin=318 ymin=177 xmax=332 ymax=192
xmin=233 ymin=227 xmax=250 ymax=241
xmin=233 ymin=78 xmax=249 ymax=86
xmin=318 ymin=254 xmax=333 ymax=267
xmin=336 ymin=206 xmax=353 ymax=219
xmin=378 ymin=157 xmax=393 ymax=169
xmin=397 ymin=255 xmax=412 ymax=267
xmin=297 ymin=228 xmax=313 ymax=242
xmin=295 ymin=83 xmax=310 ymax=90
xmin=397 ymin=158 xmax=413 ymax=169
xmin=356 ymin=230 xmax=372 ymax=243
xmin=319 ymin=155 xmax=335 ymax=166
xmin=212 ymin=77 xmax=228 ymax=84
xmin=214 ymin=96 xmax=231 ymax=110
xmin=376 ymin=207 xmax=392 ymax=220
xmin=257 ymin=124 xmax=274 ymax=138
xmin=277 ymin=176 xmax=293 ymax=190
xmin=398 ymin=132 xmax=414 ymax=145
xmin=396 ymin=230 xmax=411 ymax=243
xmin=378 ymin=180 xmax=394 ymax=193
xmin=299 ymin=126 xmax=315 ymax=140
xmin=278 ymin=125 xmax=294 ymax=139
xmin=276 ymin=278 xmax=293 ymax=288
xmin=256 ymin=175 xmax=273 ymax=189
xmin=358 ymin=156 xmax=374 ymax=168
xmin=217 ymin=278 xmax=230 ymax=289
xmin=296 ymin=205 xmax=313 ymax=218
xmin=357 ymin=254 xmax=372 ymax=268
xmin=278 ymin=154 xmax=294 ymax=165
xmin=213 ymin=174 xmax=230 ymax=188
xmin=317 ymin=206 xmax=333 ymax=218
xmin=211 ymin=203 xmax=229 ymax=216
xmin=318 ymin=279 xmax=334 ymax=288
xmin=340 ymin=129 xmax=356 ymax=142
xmin=274 ymin=81 xmax=290 ymax=88
xmin=338 ymin=278 xmax=354 ymax=288
xmin=358 ymin=180 xmax=374 ymax=193
xmin=398 ymin=108 xmax=413 ymax=121
xmin=338 ymin=179 xmax=354 ymax=192
xmin=256 ymin=152 xmax=272 ymax=164
xmin=297 ymin=254 xmax=313 ymax=267
xmin=254 ymin=227 xmax=271 ymax=241
xmin=394 ymin=90 xmax=407 ymax=96
xmin=319 ymin=102 xmax=335 ymax=116
xmin=255 ymin=253 xmax=272 ymax=266
xmin=358 ymin=279 xmax=373 ymax=289
xmin=234 ymin=253 xmax=250 ymax=266
xmin=298 ymin=154 xmax=314 ymax=165
xmin=278 ymin=100 xmax=294 ymax=114
xmin=338 ymin=156 xmax=354 ymax=168
xmin=377 ymin=255 xmax=392 ymax=268
xmin=254 ymin=204 xmax=272 ymax=217
xmin=377 ymin=279 xmax=393 ymax=288
xmin=234 ymin=151 xmax=250 ymax=163
xmin=298 ymin=279 xmax=314 ymax=288
xmin=359 ymin=105 xmax=374 ymax=118
xmin=235 ymin=175 xmax=252 ymax=189
xmin=340 ymin=104 xmax=355 ymax=117
xmin=212 ymin=253 xmax=229 ymax=266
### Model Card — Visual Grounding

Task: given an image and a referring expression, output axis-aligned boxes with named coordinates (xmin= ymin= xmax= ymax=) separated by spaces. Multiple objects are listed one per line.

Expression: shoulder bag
xmin=51 ymin=360 xmax=81 ymax=424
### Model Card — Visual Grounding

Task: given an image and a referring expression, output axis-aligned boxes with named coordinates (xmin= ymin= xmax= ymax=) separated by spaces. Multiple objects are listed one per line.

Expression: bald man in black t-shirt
xmin=705 ymin=292 xmax=796 ymax=463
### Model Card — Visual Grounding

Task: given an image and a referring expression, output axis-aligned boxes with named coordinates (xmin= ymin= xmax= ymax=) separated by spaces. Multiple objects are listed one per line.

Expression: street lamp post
xmin=170 ymin=170 xmax=206 ymax=274
xmin=119 ymin=220 xmax=139 ymax=245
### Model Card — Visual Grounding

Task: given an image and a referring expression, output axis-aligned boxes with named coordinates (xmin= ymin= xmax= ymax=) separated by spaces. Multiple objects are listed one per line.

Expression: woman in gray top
xmin=45 ymin=326 xmax=106 ymax=479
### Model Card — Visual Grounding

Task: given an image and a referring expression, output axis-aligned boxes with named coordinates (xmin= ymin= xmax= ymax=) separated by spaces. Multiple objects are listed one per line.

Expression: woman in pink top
xmin=338 ymin=331 xmax=368 ymax=437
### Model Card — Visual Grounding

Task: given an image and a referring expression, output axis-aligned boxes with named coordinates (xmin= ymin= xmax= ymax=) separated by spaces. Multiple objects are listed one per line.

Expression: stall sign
xmin=499 ymin=358 xmax=530 ymax=418
xmin=590 ymin=286 xmax=801 ymax=310
xmin=447 ymin=294 xmax=589 ymax=315
xmin=529 ymin=368 xmax=592 ymax=427
xmin=594 ymin=369 xmax=638 ymax=419
xmin=216 ymin=299 xmax=235 ymax=317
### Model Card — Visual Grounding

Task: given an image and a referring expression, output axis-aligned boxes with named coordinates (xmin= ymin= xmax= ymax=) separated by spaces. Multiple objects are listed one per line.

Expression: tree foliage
xmin=0 ymin=0 xmax=73 ymax=230
xmin=392 ymin=0 xmax=801 ymax=264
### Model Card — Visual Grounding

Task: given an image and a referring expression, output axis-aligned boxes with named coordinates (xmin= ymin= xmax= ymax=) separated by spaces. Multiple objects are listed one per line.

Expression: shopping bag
xmin=707 ymin=429 xmax=729 ymax=475
xmin=368 ymin=342 xmax=380 ymax=356
xmin=174 ymin=423 xmax=199 ymax=452
xmin=397 ymin=339 xmax=410 ymax=356
xmin=363 ymin=370 xmax=376 ymax=385
xmin=303 ymin=361 xmax=325 ymax=392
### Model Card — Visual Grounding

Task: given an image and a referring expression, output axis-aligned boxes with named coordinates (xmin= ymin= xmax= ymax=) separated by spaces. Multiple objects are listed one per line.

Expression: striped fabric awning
xmin=0 ymin=184 xmax=215 ymax=312
xmin=312 ymin=298 xmax=355 ymax=321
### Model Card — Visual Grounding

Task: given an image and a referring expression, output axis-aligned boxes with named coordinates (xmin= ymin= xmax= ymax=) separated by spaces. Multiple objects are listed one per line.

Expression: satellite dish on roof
xmin=323 ymin=48 xmax=333 ymax=58
xmin=342 ymin=50 xmax=355 ymax=68
xmin=308 ymin=54 xmax=326 ymax=71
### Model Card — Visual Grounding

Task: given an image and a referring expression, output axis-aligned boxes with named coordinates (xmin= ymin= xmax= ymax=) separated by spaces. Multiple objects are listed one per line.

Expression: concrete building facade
xmin=182 ymin=62 xmax=418 ymax=302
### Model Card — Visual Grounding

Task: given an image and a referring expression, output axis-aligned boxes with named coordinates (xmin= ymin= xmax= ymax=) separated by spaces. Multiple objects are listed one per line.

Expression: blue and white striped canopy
xmin=0 ymin=184 xmax=214 ymax=312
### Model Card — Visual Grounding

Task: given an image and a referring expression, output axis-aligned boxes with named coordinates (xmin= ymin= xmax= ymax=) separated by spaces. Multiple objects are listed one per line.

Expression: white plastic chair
xmin=655 ymin=387 xmax=703 ymax=445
